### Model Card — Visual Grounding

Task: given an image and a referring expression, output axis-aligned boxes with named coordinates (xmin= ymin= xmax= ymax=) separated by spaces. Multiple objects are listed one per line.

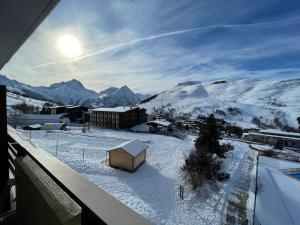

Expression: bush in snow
xmin=263 ymin=150 xmax=276 ymax=157
xmin=12 ymin=102 xmax=38 ymax=114
xmin=226 ymin=125 xmax=244 ymax=138
xmin=227 ymin=107 xmax=241 ymax=116
xmin=8 ymin=111 xmax=25 ymax=129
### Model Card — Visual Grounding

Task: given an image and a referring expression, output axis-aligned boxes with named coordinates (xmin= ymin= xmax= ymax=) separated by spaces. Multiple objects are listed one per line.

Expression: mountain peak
xmin=119 ymin=85 xmax=131 ymax=91
xmin=50 ymin=79 xmax=84 ymax=89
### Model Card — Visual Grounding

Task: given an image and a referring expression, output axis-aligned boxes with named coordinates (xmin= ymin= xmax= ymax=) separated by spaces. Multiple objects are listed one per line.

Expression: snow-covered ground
xmin=255 ymin=156 xmax=300 ymax=225
xmin=16 ymin=127 xmax=256 ymax=225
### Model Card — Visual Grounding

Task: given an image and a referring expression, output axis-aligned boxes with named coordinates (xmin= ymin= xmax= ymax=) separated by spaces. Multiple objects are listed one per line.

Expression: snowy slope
xmin=6 ymin=92 xmax=46 ymax=108
xmin=140 ymin=79 xmax=300 ymax=129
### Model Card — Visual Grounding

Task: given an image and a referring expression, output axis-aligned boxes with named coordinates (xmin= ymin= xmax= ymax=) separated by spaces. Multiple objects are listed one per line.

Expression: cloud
xmin=26 ymin=15 xmax=300 ymax=70
xmin=1 ymin=0 xmax=300 ymax=93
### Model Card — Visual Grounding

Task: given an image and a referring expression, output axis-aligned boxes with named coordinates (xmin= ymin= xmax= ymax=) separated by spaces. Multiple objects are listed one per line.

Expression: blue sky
xmin=1 ymin=0 xmax=300 ymax=93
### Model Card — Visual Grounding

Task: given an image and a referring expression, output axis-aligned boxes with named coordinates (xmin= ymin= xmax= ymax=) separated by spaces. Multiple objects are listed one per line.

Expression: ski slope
xmin=140 ymin=79 xmax=300 ymax=129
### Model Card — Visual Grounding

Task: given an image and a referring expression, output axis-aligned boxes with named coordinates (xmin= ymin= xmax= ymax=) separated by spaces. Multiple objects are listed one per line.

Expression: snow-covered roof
xmin=109 ymin=139 xmax=147 ymax=157
xmin=248 ymin=132 xmax=300 ymax=141
xmin=146 ymin=120 xmax=172 ymax=127
xmin=92 ymin=106 xmax=138 ymax=113
xmin=260 ymin=129 xmax=300 ymax=138
xmin=66 ymin=105 xmax=82 ymax=109
xmin=22 ymin=113 xmax=69 ymax=125
xmin=24 ymin=124 xmax=42 ymax=129
xmin=49 ymin=106 xmax=66 ymax=109
xmin=255 ymin=156 xmax=300 ymax=225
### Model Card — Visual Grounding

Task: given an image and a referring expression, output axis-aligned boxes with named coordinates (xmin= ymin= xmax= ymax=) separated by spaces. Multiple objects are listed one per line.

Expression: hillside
xmin=139 ymin=79 xmax=300 ymax=129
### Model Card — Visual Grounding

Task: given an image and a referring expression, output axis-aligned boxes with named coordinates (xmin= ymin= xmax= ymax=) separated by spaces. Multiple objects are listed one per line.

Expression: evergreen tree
xmin=181 ymin=149 xmax=220 ymax=190
xmin=181 ymin=114 xmax=233 ymax=190
xmin=195 ymin=114 xmax=232 ymax=158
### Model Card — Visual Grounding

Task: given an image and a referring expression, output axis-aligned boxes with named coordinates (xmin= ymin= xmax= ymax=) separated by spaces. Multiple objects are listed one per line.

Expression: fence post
xmin=83 ymin=148 xmax=85 ymax=163
xmin=56 ymin=140 xmax=58 ymax=156
xmin=0 ymin=85 xmax=10 ymax=212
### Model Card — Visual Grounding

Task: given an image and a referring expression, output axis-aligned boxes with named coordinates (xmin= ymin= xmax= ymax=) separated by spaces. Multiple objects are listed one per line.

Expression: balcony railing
xmin=1 ymin=85 xmax=152 ymax=225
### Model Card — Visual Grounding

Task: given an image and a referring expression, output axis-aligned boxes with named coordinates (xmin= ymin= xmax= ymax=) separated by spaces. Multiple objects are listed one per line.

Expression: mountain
xmin=86 ymin=85 xmax=142 ymax=108
xmin=34 ymin=79 xmax=98 ymax=105
xmin=139 ymin=78 xmax=300 ymax=129
xmin=0 ymin=75 xmax=148 ymax=107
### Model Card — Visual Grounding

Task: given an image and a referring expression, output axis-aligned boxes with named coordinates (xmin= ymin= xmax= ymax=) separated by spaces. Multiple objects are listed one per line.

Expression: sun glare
xmin=57 ymin=35 xmax=82 ymax=58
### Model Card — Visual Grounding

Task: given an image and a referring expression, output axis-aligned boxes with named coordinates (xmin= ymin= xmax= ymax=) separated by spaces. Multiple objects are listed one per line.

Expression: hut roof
xmin=109 ymin=139 xmax=147 ymax=157
xmin=22 ymin=113 xmax=69 ymax=125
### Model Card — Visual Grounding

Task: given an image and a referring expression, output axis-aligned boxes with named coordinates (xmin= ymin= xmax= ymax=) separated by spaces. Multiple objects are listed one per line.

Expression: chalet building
xmin=107 ymin=139 xmax=147 ymax=172
xmin=50 ymin=106 xmax=66 ymax=115
xmin=146 ymin=120 xmax=172 ymax=133
xmin=65 ymin=106 xmax=88 ymax=122
xmin=90 ymin=107 xmax=147 ymax=129
xmin=244 ymin=132 xmax=300 ymax=149
xmin=21 ymin=113 xmax=70 ymax=126
xmin=50 ymin=105 xmax=88 ymax=122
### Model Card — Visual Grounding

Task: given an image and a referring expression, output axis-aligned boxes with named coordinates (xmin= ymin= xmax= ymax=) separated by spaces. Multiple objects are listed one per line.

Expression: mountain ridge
xmin=0 ymin=75 xmax=149 ymax=107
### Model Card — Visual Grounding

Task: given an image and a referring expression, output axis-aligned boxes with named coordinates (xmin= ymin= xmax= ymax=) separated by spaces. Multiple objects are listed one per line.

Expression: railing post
xmin=0 ymin=85 xmax=10 ymax=212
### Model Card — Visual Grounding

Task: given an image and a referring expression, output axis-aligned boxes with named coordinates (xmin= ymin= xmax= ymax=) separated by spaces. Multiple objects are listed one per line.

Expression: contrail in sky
xmin=28 ymin=16 xmax=300 ymax=70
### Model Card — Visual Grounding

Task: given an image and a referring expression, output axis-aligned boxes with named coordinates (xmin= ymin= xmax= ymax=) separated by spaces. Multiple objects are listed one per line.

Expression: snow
xmin=6 ymin=92 xmax=46 ymax=108
xmin=26 ymin=124 xmax=42 ymax=129
xmin=255 ymin=156 xmax=300 ymax=225
xmin=109 ymin=139 xmax=147 ymax=157
xmin=130 ymin=123 xmax=150 ymax=132
xmin=92 ymin=106 xmax=138 ymax=112
xmin=15 ymin=127 xmax=257 ymax=225
xmin=140 ymin=78 xmax=300 ymax=129
xmin=147 ymin=120 xmax=172 ymax=127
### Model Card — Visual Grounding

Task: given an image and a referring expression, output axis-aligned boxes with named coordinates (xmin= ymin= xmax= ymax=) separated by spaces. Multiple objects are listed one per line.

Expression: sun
xmin=57 ymin=35 xmax=82 ymax=58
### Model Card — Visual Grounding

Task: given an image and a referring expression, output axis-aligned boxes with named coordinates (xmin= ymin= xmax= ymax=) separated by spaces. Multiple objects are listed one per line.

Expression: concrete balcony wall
xmin=15 ymin=156 xmax=81 ymax=225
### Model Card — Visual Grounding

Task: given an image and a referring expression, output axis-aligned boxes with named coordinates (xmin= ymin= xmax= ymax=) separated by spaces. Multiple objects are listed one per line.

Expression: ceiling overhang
xmin=0 ymin=0 xmax=59 ymax=70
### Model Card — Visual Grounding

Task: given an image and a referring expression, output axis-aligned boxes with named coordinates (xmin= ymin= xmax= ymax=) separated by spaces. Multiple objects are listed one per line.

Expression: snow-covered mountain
xmin=86 ymin=85 xmax=143 ymax=108
xmin=139 ymin=79 xmax=300 ymax=129
xmin=34 ymin=79 xmax=98 ymax=105
xmin=0 ymin=75 xmax=147 ymax=107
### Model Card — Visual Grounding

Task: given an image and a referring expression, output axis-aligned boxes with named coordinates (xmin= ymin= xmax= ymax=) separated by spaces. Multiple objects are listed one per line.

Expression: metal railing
xmin=1 ymin=85 xmax=152 ymax=225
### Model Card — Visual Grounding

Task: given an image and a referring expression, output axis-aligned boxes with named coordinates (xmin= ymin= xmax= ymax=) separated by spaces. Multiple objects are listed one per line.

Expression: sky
xmin=1 ymin=0 xmax=300 ymax=94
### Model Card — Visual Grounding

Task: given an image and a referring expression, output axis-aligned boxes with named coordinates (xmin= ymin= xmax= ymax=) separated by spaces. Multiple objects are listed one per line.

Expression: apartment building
xmin=90 ymin=106 xmax=146 ymax=129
